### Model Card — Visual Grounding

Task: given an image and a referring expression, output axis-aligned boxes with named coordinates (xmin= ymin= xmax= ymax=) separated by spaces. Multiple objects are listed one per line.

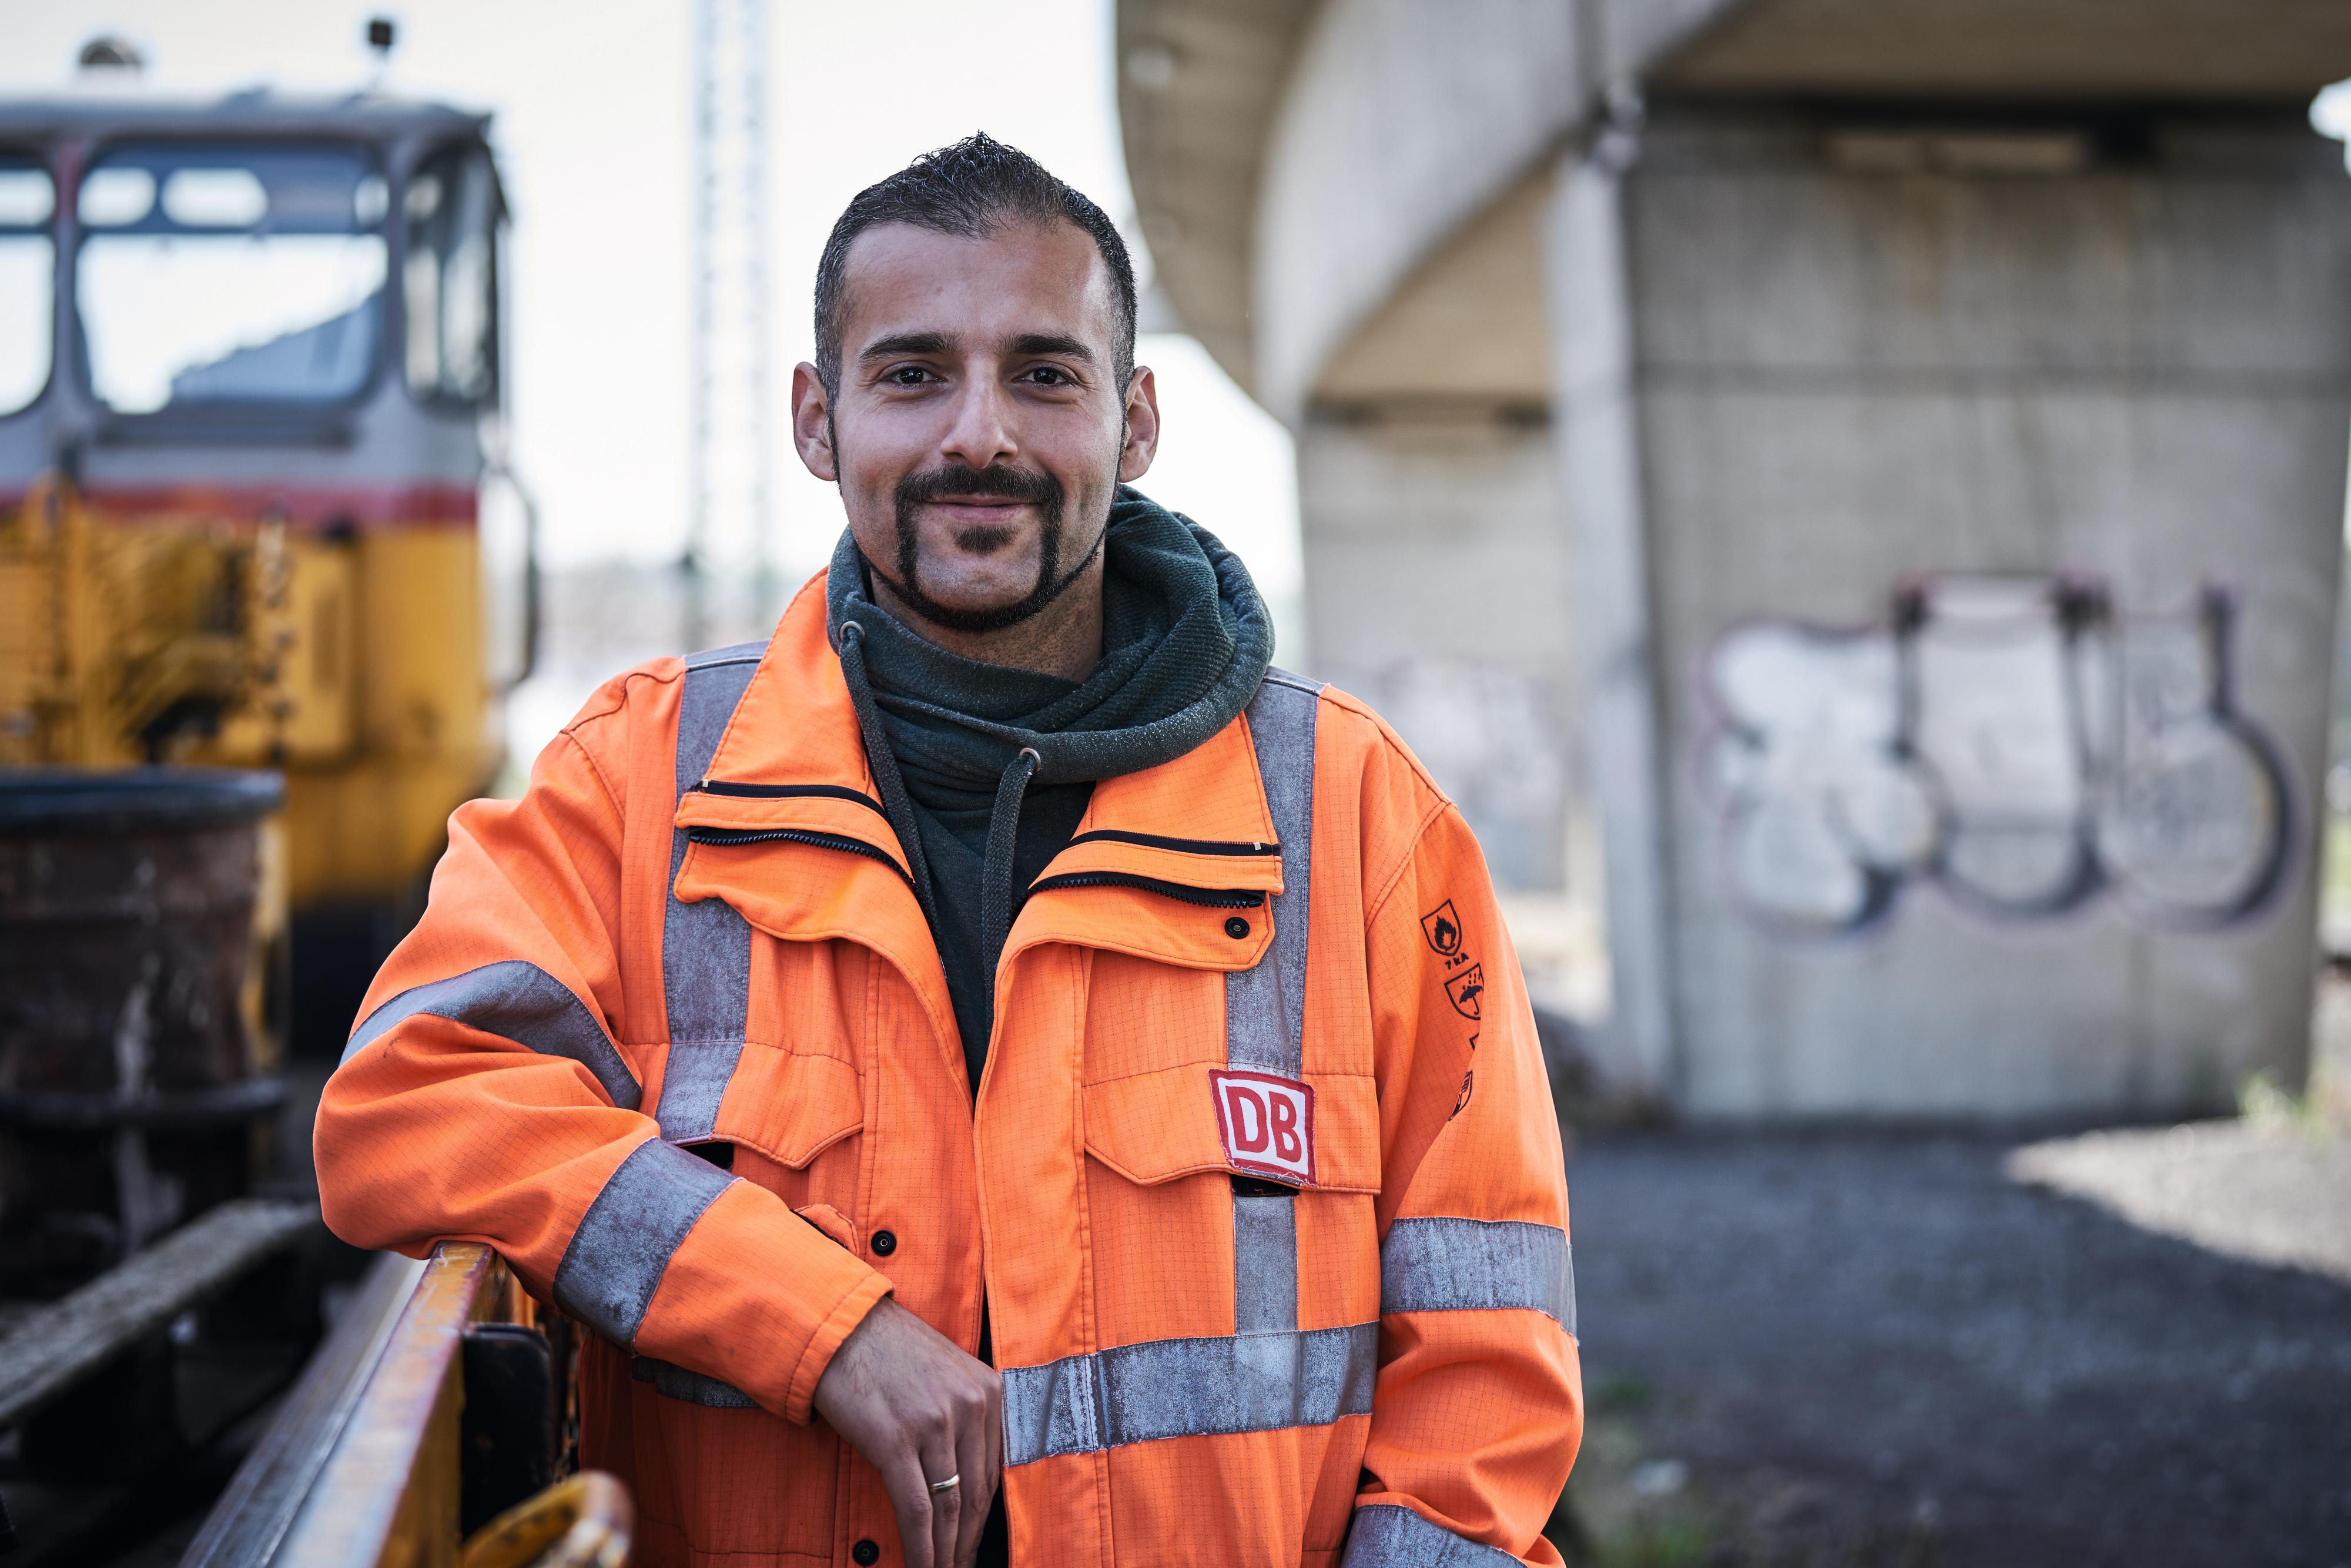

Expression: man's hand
xmin=813 ymin=1296 xmax=1003 ymax=1568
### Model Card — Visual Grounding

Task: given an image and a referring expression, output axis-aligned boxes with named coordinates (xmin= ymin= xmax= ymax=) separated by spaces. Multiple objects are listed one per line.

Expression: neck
xmin=871 ymin=561 xmax=1106 ymax=681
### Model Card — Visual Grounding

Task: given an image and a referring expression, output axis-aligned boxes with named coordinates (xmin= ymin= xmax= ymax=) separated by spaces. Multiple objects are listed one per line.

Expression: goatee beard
xmin=885 ymin=461 xmax=1104 ymax=634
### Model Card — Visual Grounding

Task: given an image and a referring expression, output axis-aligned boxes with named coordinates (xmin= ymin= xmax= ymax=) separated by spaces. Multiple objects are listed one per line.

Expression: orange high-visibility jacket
xmin=316 ymin=576 xmax=1582 ymax=1568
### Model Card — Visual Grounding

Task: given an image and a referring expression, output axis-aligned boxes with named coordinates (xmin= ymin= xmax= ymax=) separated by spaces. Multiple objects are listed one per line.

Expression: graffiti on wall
xmin=1699 ymin=577 xmax=2292 ymax=936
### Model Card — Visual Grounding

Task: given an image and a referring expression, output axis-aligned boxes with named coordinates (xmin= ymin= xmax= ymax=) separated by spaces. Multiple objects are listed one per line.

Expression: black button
xmin=853 ymin=1540 xmax=880 ymax=1566
xmin=1224 ymin=916 xmax=1251 ymax=939
xmin=870 ymin=1229 xmax=896 ymax=1257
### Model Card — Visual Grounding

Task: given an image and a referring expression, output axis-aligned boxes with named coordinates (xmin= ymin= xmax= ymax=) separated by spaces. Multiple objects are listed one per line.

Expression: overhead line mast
xmin=684 ymin=0 xmax=777 ymax=651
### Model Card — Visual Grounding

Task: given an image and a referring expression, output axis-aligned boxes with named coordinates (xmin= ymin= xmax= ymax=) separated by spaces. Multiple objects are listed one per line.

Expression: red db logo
xmin=1209 ymin=1068 xmax=1317 ymax=1185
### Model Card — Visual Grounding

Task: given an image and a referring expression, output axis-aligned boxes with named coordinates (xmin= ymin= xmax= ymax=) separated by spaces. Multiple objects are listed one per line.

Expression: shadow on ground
xmin=1547 ymin=1132 xmax=2351 ymax=1568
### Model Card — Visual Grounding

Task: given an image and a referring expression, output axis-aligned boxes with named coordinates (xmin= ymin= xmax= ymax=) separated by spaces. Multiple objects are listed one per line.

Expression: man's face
xmin=792 ymin=219 xmax=1158 ymax=633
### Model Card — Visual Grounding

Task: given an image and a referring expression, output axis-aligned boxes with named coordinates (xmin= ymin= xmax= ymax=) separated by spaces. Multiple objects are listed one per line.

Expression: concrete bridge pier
xmin=1552 ymin=98 xmax=2351 ymax=1117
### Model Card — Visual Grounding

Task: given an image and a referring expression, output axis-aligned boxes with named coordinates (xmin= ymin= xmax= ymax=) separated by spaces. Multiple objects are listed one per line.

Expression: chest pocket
xmin=1081 ymin=1066 xmax=1378 ymax=1195
xmin=719 ymin=1041 xmax=862 ymax=1173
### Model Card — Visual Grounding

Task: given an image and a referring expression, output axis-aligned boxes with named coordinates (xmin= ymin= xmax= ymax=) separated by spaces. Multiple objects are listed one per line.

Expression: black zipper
xmin=1062 ymin=828 xmax=1280 ymax=857
xmin=692 ymin=780 xmax=889 ymax=817
xmin=1025 ymin=872 xmax=1265 ymax=910
xmin=689 ymin=803 xmax=1267 ymax=910
xmin=686 ymin=826 xmax=915 ymax=890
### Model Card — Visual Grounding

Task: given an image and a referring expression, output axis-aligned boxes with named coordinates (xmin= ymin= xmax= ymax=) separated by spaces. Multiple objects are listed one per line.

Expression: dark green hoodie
xmin=825 ymin=486 xmax=1275 ymax=1091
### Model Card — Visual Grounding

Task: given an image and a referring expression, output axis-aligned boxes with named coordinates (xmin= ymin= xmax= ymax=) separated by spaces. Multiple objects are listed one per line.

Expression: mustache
xmin=895 ymin=462 xmax=1062 ymax=510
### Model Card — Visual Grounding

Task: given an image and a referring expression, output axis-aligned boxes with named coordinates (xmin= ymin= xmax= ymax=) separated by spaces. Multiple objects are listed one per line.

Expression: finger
xmin=952 ymin=1396 xmax=991 ymax=1568
xmin=885 ymin=1456 xmax=936 ymax=1568
xmin=922 ymin=1431 xmax=961 ymax=1568
xmin=977 ymin=1375 xmax=1003 ymax=1513
xmin=986 ymin=1372 xmax=1004 ymax=1489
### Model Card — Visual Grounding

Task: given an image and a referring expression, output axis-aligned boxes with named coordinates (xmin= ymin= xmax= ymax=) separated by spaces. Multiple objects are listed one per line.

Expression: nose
xmin=937 ymin=368 xmax=1019 ymax=475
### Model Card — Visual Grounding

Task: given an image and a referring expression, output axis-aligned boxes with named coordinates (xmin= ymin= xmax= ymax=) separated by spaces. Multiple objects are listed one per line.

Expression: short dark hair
xmin=813 ymin=133 xmax=1137 ymax=398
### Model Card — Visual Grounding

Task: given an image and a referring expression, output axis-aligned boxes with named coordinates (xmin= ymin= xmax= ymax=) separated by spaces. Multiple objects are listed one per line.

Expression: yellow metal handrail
xmin=182 ymin=1242 xmax=625 ymax=1568
xmin=274 ymin=1243 xmax=494 ymax=1567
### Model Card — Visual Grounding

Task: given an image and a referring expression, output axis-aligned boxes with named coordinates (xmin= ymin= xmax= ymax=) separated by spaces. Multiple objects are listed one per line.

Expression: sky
xmin=0 ymin=0 xmax=1304 ymax=595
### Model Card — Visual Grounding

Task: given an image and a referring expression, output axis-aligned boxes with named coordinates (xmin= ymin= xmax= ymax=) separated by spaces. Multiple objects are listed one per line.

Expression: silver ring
xmin=928 ymin=1473 xmax=961 ymax=1495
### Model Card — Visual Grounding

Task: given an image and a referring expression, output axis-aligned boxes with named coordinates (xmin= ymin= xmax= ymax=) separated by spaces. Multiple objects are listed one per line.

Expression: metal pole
xmin=683 ymin=0 xmax=718 ymax=652
xmin=743 ymin=0 xmax=777 ymax=629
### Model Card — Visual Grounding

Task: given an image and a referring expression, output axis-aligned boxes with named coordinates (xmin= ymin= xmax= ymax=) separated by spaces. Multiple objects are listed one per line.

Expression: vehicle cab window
xmin=0 ymin=156 xmax=53 ymax=417
xmin=75 ymin=142 xmax=387 ymax=413
xmin=403 ymin=145 xmax=498 ymax=407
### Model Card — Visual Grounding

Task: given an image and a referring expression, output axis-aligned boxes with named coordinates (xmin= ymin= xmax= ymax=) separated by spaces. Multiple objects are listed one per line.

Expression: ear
xmin=1117 ymin=364 xmax=1160 ymax=483
xmin=792 ymin=362 xmax=838 ymax=482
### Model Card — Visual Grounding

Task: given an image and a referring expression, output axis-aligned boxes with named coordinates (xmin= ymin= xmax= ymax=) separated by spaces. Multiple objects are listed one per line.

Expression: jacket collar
xmin=675 ymin=574 xmax=901 ymax=855
xmin=672 ymin=574 xmax=1295 ymax=1047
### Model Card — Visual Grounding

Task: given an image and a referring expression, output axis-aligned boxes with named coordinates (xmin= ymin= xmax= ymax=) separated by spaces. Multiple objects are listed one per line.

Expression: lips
xmin=922 ymin=498 xmax=1036 ymax=524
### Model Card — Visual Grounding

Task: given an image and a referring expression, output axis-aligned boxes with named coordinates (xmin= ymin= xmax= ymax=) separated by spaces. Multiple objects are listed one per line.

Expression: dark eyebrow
xmin=859 ymin=331 xmax=952 ymax=361
xmin=1009 ymin=333 xmax=1094 ymax=364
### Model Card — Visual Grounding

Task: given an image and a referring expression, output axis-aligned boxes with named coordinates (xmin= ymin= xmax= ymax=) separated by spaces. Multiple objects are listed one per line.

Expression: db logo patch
xmin=1209 ymin=1068 xmax=1317 ymax=1186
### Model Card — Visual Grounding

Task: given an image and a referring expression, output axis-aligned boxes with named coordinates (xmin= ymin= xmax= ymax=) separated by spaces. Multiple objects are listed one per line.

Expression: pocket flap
xmin=712 ymin=1043 xmax=863 ymax=1170
xmin=1081 ymin=1063 xmax=1379 ymax=1193
xmin=793 ymin=1202 xmax=857 ymax=1250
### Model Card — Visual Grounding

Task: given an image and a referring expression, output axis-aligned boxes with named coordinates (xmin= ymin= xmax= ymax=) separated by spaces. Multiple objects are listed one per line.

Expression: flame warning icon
xmin=1421 ymin=900 xmax=1464 ymax=958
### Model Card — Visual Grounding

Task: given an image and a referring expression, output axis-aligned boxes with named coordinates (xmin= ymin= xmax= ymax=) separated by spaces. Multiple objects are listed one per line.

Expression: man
xmin=317 ymin=135 xmax=1580 ymax=1568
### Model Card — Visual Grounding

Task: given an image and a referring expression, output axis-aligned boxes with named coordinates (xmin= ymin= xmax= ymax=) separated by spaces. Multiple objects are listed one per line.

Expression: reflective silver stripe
xmin=1380 ymin=1217 xmax=1575 ymax=1335
xmin=1001 ymin=1321 xmax=1376 ymax=1466
xmin=657 ymin=642 xmax=763 ymax=1143
xmin=343 ymin=959 xmax=639 ymax=1110
xmin=1234 ymin=1194 xmax=1299 ymax=1334
xmin=552 ymin=1136 xmax=738 ymax=1346
xmin=1225 ymin=670 xmax=1321 ymax=1077
xmin=1341 ymin=1503 xmax=1521 ymax=1568
xmin=1226 ymin=671 xmax=1323 ymax=1336
xmin=631 ymin=1353 xmax=758 ymax=1408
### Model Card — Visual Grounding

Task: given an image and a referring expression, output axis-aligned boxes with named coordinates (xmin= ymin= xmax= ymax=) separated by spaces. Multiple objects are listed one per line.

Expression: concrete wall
xmin=1585 ymin=106 xmax=2351 ymax=1118
xmin=1298 ymin=411 xmax=1577 ymax=895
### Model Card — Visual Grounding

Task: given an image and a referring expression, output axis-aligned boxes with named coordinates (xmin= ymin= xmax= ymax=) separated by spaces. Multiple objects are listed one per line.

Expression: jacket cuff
xmin=629 ymin=1176 xmax=890 ymax=1420
xmin=785 ymin=1271 xmax=894 ymax=1423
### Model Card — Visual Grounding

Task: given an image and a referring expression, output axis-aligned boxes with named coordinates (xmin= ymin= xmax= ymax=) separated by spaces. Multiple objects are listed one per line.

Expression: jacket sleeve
xmin=1347 ymin=800 xmax=1583 ymax=1568
xmin=313 ymin=718 xmax=891 ymax=1423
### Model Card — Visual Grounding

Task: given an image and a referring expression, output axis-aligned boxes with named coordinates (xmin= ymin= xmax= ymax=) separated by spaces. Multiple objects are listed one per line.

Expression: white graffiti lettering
xmin=1699 ymin=577 xmax=2291 ymax=934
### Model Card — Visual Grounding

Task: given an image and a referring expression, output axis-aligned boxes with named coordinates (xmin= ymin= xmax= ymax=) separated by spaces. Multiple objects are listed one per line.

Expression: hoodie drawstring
xmin=840 ymin=617 xmax=1039 ymax=1011
xmin=980 ymin=746 xmax=1041 ymax=997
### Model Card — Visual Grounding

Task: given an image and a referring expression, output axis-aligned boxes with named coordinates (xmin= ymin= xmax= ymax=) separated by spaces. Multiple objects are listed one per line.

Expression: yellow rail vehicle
xmin=0 ymin=92 xmax=532 ymax=1041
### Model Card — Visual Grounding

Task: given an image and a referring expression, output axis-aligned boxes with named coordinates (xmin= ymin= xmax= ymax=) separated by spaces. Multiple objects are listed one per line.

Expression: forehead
xmin=836 ymin=219 xmax=1116 ymax=351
